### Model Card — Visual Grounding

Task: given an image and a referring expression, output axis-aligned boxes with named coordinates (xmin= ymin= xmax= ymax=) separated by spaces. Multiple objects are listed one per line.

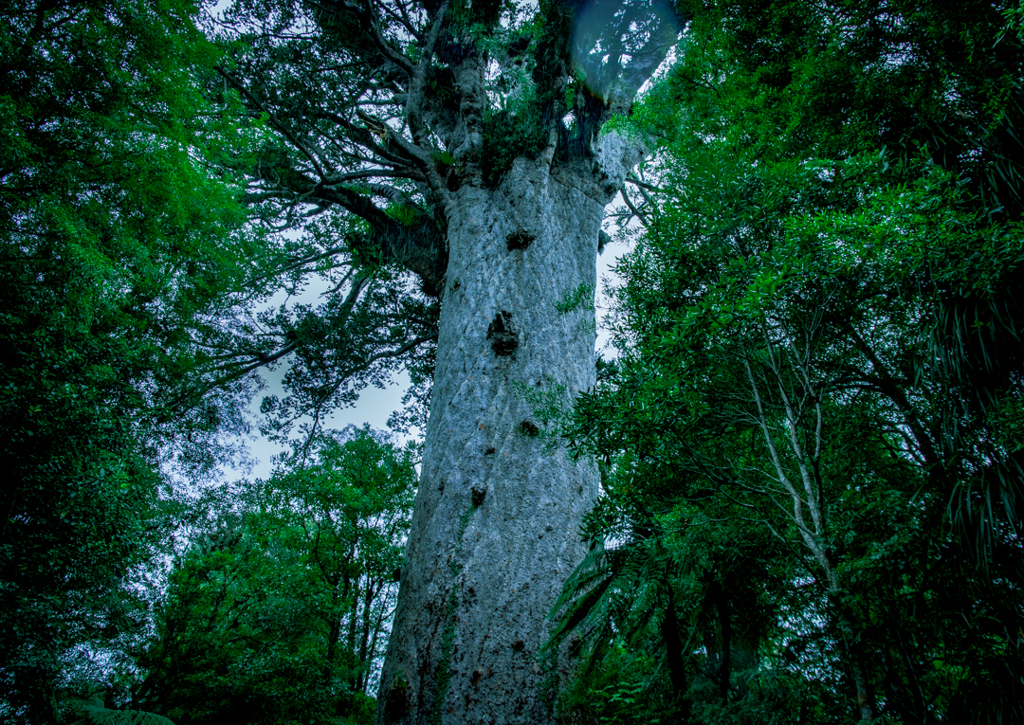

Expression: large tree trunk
xmin=377 ymin=154 xmax=622 ymax=724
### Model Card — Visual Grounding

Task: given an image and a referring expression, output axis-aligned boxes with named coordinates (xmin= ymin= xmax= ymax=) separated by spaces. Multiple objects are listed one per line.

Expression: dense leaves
xmin=554 ymin=0 xmax=1024 ymax=722
xmin=132 ymin=428 xmax=415 ymax=725
xmin=6 ymin=0 xmax=1024 ymax=723
xmin=0 ymin=1 xmax=262 ymax=720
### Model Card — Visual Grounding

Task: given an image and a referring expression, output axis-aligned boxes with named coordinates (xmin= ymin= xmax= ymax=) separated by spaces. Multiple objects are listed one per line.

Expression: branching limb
xmin=744 ymin=355 xmax=833 ymax=579
xmin=621 ymin=182 xmax=650 ymax=228
xmin=405 ymin=0 xmax=453 ymax=195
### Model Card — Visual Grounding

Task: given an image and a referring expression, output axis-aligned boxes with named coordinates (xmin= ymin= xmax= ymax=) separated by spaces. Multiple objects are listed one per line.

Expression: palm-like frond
xmin=546 ymin=545 xmax=625 ymax=649
xmin=69 ymin=698 xmax=176 ymax=725
xmin=546 ymin=538 xmax=673 ymax=673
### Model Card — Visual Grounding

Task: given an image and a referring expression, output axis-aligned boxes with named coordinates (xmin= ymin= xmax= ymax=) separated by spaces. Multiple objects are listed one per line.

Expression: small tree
xmin=135 ymin=427 xmax=415 ymax=725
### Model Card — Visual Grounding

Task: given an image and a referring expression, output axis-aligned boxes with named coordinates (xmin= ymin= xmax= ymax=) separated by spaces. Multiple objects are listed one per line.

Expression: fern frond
xmin=70 ymin=700 xmax=176 ymax=725
xmin=543 ymin=568 xmax=619 ymax=651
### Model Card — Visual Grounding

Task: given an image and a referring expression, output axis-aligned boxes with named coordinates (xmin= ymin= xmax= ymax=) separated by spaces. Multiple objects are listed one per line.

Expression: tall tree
xmin=211 ymin=0 xmax=683 ymax=722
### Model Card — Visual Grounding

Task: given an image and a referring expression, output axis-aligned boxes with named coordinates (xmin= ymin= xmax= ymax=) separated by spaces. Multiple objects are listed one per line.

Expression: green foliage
xmin=70 ymin=697 xmax=176 ymax=725
xmin=549 ymin=455 xmax=786 ymax=724
xmin=384 ymin=204 xmax=423 ymax=227
xmin=481 ymin=104 xmax=549 ymax=188
xmin=557 ymin=651 xmax=678 ymax=725
xmin=554 ymin=0 xmax=1024 ymax=722
xmin=135 ymin=427 xmax=415 ymax=725
xmin=0 ymin=1 xmax=259 ymax=721
xmin=251 ymin=216 xmax=440 ymax=445
xmin=554 ymin=284 xmax=595 ymax=315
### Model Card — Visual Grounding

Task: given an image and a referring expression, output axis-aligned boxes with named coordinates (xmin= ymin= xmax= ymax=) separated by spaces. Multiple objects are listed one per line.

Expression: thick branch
xmin=405 ymin=0 xmax=453 ymax=195
xmin=241 ymin=156 xmax=447 ymax=286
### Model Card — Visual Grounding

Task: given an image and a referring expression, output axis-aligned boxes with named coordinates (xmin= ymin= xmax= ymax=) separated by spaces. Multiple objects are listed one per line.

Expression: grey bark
xmin=377 ymin=138 xmax=638 ymax=724
xmin=214 ymin=2 xmax=679 ymax=721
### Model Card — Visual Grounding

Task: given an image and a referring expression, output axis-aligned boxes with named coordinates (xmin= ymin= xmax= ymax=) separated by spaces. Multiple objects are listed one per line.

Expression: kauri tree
xmin=213 ymin=0 xmax=683 ymax=722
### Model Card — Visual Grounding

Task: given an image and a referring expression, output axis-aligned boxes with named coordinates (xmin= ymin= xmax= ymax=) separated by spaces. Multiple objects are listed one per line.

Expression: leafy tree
xmin=134 ymin=427 xmax=415 ymax=725
xmin=0 ymin=1 xmax=272 ymax=721
xmin=556 ymin=0 xmax=1024 ymax=722
xmin=205 ymin=0 xmax=685 ymax=721
xmin=547 ymin=456 xmax=787 ymax=724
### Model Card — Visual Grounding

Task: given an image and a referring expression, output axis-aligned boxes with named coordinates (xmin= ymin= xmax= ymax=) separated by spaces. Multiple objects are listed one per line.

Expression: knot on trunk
xmin=506 ymin=230 xmax=534 ymax=251
xmin=519 ymin=420 xmax=540 ymax=437
xmin=487 ymin=311 xmax=518 ymax=356
xmin=471 ymin=484 xmax=486 ymax=507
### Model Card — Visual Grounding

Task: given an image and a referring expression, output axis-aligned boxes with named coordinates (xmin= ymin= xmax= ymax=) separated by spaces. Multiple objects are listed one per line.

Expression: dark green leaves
xmin=0 ymin=2 xmax=257 ymax=719
xmin=554 ymin=1 xmax=1024 ymax=721
xmin=138 ymin=427 xmax=415 ymax=725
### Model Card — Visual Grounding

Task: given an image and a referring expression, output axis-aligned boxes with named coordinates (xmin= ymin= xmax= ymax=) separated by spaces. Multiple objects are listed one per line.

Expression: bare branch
xmin=621 ymin=183 xmax=650 ymax=227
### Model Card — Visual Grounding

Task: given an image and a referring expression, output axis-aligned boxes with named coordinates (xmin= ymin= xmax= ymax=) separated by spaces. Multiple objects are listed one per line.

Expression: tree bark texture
xmin=377 ymin=149 xmax=630 ymax=724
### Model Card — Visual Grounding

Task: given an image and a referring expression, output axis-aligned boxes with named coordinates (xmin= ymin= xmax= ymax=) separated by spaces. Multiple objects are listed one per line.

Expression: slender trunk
xmin=356 ymin=579 xmax=378 ymax=694
xmin=377 ymin=158 xmax=610 ymax=724
xmin=326 ymin=617 xmax=341 ymax=670
xmin=661 ymin=587 xmax=688 ymax=702
xmin=714 ymin=582 xmax=731 ymax=703
xmin=326 ymin=576 xmax=348 ymax=671
xmin=834 ymin=606 xmax=876 ymax=723
xmin=347 ymin=578 xmax=360 ymax=657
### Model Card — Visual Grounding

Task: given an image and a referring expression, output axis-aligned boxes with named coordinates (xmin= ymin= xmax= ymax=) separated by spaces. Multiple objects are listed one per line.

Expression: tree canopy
xmin=553 ymin=0 xmax=1024 ymax=722
xmin=199 ymin=0 xmax=683 ymax=444
xmin=0 ymin=1 xmax=261 ymax=719
xmin=134 ymin=427 xmax=415 ymax=725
